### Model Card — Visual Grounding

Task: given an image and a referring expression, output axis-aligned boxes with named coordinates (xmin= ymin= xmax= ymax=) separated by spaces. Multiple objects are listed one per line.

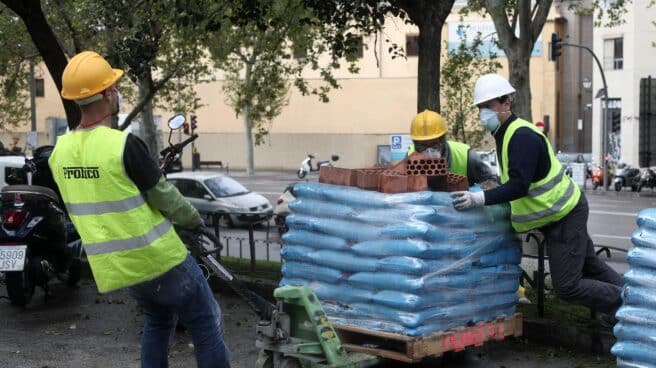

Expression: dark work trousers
xmin=540 ymin=193 xmax=625 ymax=315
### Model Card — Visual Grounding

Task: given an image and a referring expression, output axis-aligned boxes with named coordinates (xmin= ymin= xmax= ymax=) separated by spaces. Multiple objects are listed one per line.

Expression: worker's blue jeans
xmin=541 ymin=194 xmax=625 ymax=315
xmin=128 ymin=254 xmax=231 ymax=368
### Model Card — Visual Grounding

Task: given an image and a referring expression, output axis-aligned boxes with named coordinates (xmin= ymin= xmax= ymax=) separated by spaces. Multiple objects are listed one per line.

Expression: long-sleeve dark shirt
xmin=483 ymin=115 xmax=551 ymax=205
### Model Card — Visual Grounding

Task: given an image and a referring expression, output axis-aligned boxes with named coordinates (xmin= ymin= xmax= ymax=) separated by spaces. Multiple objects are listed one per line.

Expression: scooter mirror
xmin=167 ymin=114 xmax=186 ymax=130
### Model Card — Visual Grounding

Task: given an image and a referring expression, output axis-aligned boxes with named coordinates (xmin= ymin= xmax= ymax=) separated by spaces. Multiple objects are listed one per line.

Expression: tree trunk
xmin=137 ymin=73 xmax=160 ymax=162
xmin=506 ymin=48 xmax=532 ymax=122
xmin=397 ymin=0 xmax=456 ymax=113
xmin=244 ymin=62 xmax=255 ymax=176
xmin=2 ymin=0 xmax=81 ymax=128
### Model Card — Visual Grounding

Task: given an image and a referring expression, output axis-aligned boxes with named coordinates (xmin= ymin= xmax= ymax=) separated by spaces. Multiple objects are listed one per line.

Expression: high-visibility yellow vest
xmin=49 ymin=126 xmax=187 ymax=293
xmin=406 ymin=141 xmax=469 ymax=176
xmin=499 ymin=118 xmax=581 ymax=232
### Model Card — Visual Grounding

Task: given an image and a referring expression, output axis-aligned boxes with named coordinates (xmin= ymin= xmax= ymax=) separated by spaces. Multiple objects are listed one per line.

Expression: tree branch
xmin=531 ymin=0 xmax=553 ymax=42
xmin=483 ymin=0 xmax=516 ymax=48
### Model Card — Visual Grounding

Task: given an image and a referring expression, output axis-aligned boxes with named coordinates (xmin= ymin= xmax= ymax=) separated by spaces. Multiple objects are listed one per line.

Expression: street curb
xmin=584 ymin=188 xmax=656 ymax=198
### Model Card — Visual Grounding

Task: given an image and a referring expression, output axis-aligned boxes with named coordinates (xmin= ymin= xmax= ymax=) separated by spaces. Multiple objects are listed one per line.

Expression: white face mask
xmin=479 ymin=108 xmax=500 ymax=132
xmin=423 ymin=147 xmax=443 ymax=158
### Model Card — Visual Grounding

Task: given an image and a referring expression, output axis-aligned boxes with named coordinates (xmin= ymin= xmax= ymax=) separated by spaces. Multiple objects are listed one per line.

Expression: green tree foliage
xmin=441 ymin=23 xmax=501 ymax=149
xmin=0 ymin=10 xmax=32 ymax=129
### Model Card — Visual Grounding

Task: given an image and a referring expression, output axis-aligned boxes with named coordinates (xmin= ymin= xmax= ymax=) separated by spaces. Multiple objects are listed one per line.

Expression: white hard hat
xmin=473 ymin=73 xmax=516 ymax=106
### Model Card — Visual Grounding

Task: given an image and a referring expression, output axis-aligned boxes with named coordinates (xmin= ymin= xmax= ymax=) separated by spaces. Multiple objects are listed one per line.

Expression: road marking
xmin=258 ymin=191 xmax=283 ymax=195
xmin=589 ymin=210 xmax=637 ymax=217
xmin=592 ymin=234 xmax=631 ymax=240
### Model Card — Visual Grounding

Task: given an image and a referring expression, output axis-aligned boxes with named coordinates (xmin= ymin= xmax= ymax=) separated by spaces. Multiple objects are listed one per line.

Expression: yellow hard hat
xmin=410 ymin=110 xmax=447 ymax=141
xmin=61 ymin=51 xmax=124 ymax=101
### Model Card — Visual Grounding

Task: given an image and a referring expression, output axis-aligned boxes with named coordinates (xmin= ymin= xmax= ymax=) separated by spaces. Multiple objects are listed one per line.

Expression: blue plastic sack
xmin=636 ymin=208 xmax=656 ymax=230
xmin=477 ymin=246 xmax=522 ymax=266
xmin=621 ymin=285 xmax=656 ymax=309
xmin=624 ymin=267 xmax=656 ymax=289
xmin=613 ymin=322 xmax=656 ymax=345
xmin=281 ymin=230 xmax=349 ymax=251
xmin=280 ymin=245 xmax=314 ymax=263
xmin=287 ymin=214 xmax=382 ymax=242
xmin=289 ymin=198 xmax=354 ymax=219
xmin=627 ymin=247 xmax=656 ymax=270
xmin=281 ymin=262 xmax=344 ymax=283
xmin=308 ymin=250 xmax=378 ymax=273
xmin=616 ymin=306 xmax=656 ymax=326
xmin=612 ymin=341 xmax=656 ymax=366
xmin=630 ymin=228 xmax=656 ymax=249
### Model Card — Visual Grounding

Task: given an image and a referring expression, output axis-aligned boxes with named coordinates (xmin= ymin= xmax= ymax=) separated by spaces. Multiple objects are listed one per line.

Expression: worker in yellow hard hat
xmin=407 ymin=109 xmax=497 ymax=186
xmin=49 ymin=51 xmax=231 ymax=367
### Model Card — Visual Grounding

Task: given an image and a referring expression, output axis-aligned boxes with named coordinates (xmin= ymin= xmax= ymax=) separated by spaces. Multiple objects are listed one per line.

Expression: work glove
xmin=450 ymin=191 xmax=485 ymax=211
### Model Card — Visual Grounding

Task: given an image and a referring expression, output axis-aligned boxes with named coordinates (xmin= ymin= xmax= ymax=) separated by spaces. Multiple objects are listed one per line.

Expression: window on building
xmin=639 ymin=77 xmax=656 ymax=166
xmin=603 ymin=37 xmax=623 ymax=70
xmin=346 ymin=36 xmax=364 ymax=59
xmin=406 ymin=34 xmax=419 ymax=57
xmin=35 ymin=78 xmax=44 ymax=97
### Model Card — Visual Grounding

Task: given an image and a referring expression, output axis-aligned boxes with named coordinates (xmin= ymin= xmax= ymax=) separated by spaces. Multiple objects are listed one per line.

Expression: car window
xmin=186 ymin=180 xmax=209 ymax=199
xmin=204 ymin=176 xmax=249 ymax=197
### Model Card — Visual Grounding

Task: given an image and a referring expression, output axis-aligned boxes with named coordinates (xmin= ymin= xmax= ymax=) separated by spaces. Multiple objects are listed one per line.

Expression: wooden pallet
xmin=333 ymin=313 xmax=523 ymax=363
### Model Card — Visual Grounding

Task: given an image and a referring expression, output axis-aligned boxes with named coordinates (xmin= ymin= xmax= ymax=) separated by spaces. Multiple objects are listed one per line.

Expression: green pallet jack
xmin=186 ymin=229 xmax=379 ymax=368
xmin=254 ymin=286 xmax=380 ymax=368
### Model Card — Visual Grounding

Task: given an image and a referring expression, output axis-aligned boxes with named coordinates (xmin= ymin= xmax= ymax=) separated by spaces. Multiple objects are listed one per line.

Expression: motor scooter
xmin=638 ymin=168 xmax=656 ymax=192
xmin=0 ymin=146 xmax=82 ymax=306
xmin=591 ymin=165 xmax=613 ymax=190
xmin=612 ymin=163 xmax=642 ymax=192
xmin=297 ymin=153 xmax=339 ymax=179
xmin=160 ymin=115 xmax=198 ymax=175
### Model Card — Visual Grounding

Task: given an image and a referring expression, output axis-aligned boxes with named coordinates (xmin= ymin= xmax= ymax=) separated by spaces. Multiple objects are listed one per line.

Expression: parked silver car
xmin=167 ymin=171 xmax=272 ymax=227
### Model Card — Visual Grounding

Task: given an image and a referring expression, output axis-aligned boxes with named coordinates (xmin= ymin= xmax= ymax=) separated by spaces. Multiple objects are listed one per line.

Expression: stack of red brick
xmin=318 ymin=152 xmax=469 ymax=193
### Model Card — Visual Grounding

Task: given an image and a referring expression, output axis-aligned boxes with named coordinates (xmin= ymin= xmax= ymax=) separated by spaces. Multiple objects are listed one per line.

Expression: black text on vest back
xmin=63 ymin=167 xmax=100 ymax=179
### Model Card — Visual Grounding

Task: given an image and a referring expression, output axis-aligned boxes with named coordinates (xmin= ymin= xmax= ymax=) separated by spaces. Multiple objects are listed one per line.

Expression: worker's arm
xmin=123 ymin=134 xmax=201 ymax=229
xmin=483 ymin=128 xmax=549 ymax=206
xmin=466 ymin=149 xmax=498 ymax=185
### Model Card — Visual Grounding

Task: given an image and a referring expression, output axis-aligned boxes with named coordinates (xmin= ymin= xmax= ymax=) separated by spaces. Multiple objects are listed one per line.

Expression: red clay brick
xmin=319 ymin=166 xmax=356 ymax=186
xmin=407 ymin=175 xmax=428 ymax=192
xmin=427 ymin=175 xmax=448 ymax=192
xmin=355 ymin=169 xmax=383 ymax=190
xmin=446 ymin=173 xmax=470 ymax=192
xmin=379 ymin=173 xmax=408 ymax=193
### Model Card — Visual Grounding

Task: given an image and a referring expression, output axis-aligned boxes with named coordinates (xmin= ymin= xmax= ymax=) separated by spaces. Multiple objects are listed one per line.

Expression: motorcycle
xmin=0 ymin=146 xmax=82 ymax=306
xmin=160 ymin=115 xmax=198 ymax=175
xmin=297 ymin=153 xmax=339 ymax=179
xmin=638 ymin=168 xmax=656 ymax=192
xmin=612 ymin=163 xmax=642 ymax=192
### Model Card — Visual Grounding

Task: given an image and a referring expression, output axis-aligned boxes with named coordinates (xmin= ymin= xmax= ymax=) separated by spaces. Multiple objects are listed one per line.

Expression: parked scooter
xmin=297 ymin=153 xmax=339 ymax=179
xmin=612 ymin=163 xmax=642 ymax=192
xmin=638 ymin=168 xmax=656 ymax=192
xmin=0 ymin=146 xmax=82 ymax=306
xmin=273 ymin=183 xmax=296 ymax=236
xmin=591 ymin=165 xmax=613 ymax=190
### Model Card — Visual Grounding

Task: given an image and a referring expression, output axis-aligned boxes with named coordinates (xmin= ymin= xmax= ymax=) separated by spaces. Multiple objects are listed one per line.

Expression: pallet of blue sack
xmin=280 ymin=181 xmax=522 ymax=338
xmin=612 ymin=208 xmax=656 ymax=368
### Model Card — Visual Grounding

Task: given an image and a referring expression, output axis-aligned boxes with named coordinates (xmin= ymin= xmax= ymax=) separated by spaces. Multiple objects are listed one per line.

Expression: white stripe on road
xmin=592 ymin=234 xmax=631 ymax=240
xmin=589 ymin=210 xmax=637 ymax=217
xmin=258 ymin=191 xmax=283 ymax=195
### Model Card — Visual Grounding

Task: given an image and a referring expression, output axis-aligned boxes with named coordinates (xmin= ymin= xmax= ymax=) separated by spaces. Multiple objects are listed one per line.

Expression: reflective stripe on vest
xmin=406 ymin=141 xmax=469 ymax=177
xmin=500 ymin=118 xmax=581 ymax=232
xmin=49 ymin=126 xmax=187 ymax=293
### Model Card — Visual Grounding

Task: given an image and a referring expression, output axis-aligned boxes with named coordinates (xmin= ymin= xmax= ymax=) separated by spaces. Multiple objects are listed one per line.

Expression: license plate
xmin=0 ymin=245 xmax=27 ymax=271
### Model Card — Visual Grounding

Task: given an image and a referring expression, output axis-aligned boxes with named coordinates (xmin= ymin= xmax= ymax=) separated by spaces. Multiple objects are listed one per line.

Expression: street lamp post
xmin=559 ymin=42 xmax=610 ymax=190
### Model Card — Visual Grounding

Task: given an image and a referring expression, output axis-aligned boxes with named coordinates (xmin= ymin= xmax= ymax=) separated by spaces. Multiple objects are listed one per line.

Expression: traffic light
xmin=550 ymin=32 xmax=563 ymax=61
xmin=190 ymin=114 xmax=198 ymax=132
xmin=183 ymin=122 xmax=190 ymax=135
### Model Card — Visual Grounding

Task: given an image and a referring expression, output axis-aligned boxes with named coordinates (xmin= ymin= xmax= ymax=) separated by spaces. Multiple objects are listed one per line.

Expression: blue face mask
xmin=480 ymin=108 xmax=500 ymax=132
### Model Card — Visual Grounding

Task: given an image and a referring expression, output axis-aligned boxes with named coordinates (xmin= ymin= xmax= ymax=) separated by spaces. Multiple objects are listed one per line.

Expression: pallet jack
xmin=185 ymin=228 xmax=380 ymax=368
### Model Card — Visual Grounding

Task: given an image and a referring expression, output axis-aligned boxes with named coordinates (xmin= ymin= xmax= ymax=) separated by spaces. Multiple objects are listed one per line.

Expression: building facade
xmin=592 ymin=0 xmax=656 ymax=167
